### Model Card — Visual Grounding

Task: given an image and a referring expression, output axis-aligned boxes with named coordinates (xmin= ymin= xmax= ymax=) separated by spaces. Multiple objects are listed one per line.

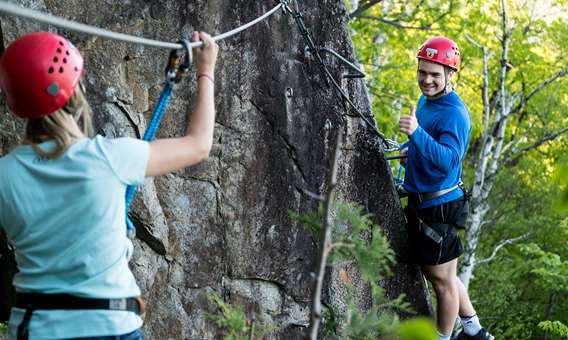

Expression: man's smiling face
xmin=417 ymin=59 xmax=452 ymax=98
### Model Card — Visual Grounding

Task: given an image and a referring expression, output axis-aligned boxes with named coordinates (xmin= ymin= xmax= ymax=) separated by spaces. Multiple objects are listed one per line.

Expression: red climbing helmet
xmin=0 ymin=32 xmax=84 ymax=119
xmin=417 ymin=36 xmax=460 ymax=71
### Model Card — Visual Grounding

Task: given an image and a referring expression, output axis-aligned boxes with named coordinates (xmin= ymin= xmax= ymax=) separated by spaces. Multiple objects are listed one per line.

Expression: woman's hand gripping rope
xmin=193 ymin=31 xmax=218 ymax=84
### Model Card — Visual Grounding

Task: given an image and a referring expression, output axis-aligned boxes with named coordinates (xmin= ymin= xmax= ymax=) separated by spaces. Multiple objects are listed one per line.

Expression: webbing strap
xmin=407 ymin=181 xmax=464 ymax=204
xmin=125 ymin=83 xmax=173 ymax=237
xmin=417 ymin=183 xmax=460 ymax=203
xmin=15 ymin=293 xmax=143 ymax=340
xmin=418 ymin=219 xmax=443 ymax=244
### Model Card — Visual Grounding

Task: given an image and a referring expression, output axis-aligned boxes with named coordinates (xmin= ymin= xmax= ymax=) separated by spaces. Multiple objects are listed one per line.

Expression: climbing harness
xmin=407 ymin=182 xmax=462 ymax=204
xmin=280 ymin=0 xmax=398 ymax=153
xmin=15 ymin=293 xmax=144 ymax=340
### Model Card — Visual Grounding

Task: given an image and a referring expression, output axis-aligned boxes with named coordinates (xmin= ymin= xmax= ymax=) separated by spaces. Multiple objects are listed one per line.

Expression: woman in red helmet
xmin=0 ymin=31 xmax=218 ymax=339
xmin=398 ymin=37 xmax=494 ymax=340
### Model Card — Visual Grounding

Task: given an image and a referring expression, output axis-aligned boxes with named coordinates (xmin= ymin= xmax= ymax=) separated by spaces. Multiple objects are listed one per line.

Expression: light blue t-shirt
xmin=0 ymin=135 xmax=149 ymax=339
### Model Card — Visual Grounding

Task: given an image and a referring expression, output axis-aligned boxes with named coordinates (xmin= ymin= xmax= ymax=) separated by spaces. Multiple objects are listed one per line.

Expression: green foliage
xmin=538 ymin=320 xmax=568 ymax=339
xmin=288 ymin=205 xmax=324 ymax=240
xmin=520 ymin=243 xmax=568 ymax=293
xmin=472 ymin=155 xmax=568 ymax=339
xmin=555 ymin=157 xmax=568 ymax=212
xmin=290 ymin=200 xmax=435 ymax=338
xmin=345 ymin=306 xmax=401 ymax=340
xmin=332 ymin=202 xmax=395 ymax=284
xmin=349 ymin=0 xmax=462 ymax=143
xmin=0 ymin=323 xmax=6 ymax=335
xmin=207 ymin=293 xmax=261 ymax=340
xmin=398 ymin=318 xmax=438 ymax=340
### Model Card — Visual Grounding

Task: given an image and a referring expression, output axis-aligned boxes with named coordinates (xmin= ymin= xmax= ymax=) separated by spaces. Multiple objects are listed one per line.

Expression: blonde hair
xmin=24 ymin=84 xmax=94 ymax=159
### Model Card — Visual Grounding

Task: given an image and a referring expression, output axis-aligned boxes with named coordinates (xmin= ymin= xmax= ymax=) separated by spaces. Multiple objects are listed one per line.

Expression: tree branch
xmin=476 ymin=233 xmax=530 ymax=266
xmin=465 ymin=33 xmax=492 ymax=170
xmin=510 ymin=68 xmax=568 ymax=116
xmin=480 ymin=0 xmax=511 ymax=200
xmin=357 ymin=15 xmax=432 ymax=30
xmin=308 ymin=130 xmax=343 ymax=340
xmin=297 ymin=187 xmax=324 ymax=201
xmin=324 ymin=242 xmax=354 ymax=258
xmin=352 ymin=0 xmax=455 ymax=32
xmin=349 ymin=0 xmax=384 ymax=19
xmin=502 ymin=127 xmax=568 ymax=165
xmin=496 ymin=0 xmax=511 ymax=121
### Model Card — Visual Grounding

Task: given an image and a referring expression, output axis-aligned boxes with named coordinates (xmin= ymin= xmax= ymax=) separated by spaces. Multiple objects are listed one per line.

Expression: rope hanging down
xmin=124 ymin=84 xmax=173 ymax=238
xmin=125 ymin=41 xmax=194 ymax=238
xmin=0 ymin=1 xmax=284 ymax=49
xmin=280 ymin=0 xmax=399 ymax=153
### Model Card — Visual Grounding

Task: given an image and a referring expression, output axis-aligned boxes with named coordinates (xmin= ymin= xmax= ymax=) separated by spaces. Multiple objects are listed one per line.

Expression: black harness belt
xmin=15 ymin=293 xmax=144 ymax=340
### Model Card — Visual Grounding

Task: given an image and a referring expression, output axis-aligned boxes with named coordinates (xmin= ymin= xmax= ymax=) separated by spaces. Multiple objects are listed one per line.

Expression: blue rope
xmin=125 ymin=83 xmax=173 ymax=237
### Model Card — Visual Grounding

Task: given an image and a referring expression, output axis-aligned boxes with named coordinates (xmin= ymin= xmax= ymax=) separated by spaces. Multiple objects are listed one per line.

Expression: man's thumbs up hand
xmin=399 ymin=105 xmax=418 ymax=136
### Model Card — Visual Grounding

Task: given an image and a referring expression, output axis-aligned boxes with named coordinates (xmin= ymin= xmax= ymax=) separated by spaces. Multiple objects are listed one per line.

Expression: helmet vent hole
xmin=65 ymin=51 xmax=70 ymax=56
xmin=53 ymin=57 xmax=58 ymax=62
xmin=63 ymin=58 xmax=67 ymax=63
xmin=59 ymin=67 xmax=64 ymax=73
xmin=74 ymin=67 xmax=79 ymax=72
xmin=48 ymin=67 xmax=54 ymax=74
xmin=59 ymin=41 xmax=64 ymax=46
xmin=57 ymin=48 xmax=62 ymax=53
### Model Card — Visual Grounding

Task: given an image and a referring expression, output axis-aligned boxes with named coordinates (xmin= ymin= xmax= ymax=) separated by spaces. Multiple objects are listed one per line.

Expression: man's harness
xmin=403 ymin=182 xmax=469 ymax=245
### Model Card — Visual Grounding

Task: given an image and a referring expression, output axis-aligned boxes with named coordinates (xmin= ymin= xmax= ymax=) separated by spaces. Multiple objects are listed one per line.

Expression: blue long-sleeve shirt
xmin=403 ymin=91 xmax=471 ymax=208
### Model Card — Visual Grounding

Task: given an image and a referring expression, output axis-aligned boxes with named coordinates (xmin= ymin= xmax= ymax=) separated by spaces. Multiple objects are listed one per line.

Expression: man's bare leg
xmin=422 ymin=258 xmax=459 ymax=337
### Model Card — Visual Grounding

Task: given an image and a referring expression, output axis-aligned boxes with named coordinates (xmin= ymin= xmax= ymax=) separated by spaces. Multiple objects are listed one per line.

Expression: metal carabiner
xmin=280 ymin=0 xmax=293 ymax=15
xmin=176 ymin=39 xmax=193 ymax=80
xmin=165 ymin=39 xmax=193 ymax=85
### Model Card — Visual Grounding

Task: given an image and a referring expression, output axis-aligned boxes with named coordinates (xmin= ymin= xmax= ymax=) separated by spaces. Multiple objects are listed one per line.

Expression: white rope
xmin=0 ymin=1 xmax=284 ymax=49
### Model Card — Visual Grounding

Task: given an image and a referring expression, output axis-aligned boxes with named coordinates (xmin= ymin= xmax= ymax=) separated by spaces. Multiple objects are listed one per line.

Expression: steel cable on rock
xmin=281 ymin=0 xmax=399 ymax=153
xmin=0 ymin=1 xmax=284 ymax=49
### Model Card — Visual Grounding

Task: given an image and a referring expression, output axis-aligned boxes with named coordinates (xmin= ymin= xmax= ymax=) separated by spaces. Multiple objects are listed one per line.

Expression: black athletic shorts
xmin=404 ymin=198 xmax=468 ymax=266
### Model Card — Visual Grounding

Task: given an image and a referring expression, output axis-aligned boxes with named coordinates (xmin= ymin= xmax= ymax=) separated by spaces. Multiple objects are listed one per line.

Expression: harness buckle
xmin=417 ymin=218 xmax=443 ymax=244
xmin=109 ymin=298 xmax=128 ymax=310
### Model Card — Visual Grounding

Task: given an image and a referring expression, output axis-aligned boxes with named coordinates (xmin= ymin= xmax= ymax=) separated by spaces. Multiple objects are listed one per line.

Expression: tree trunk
xmin=459 ymin=200 xmax=488 ymax=289
xmin=0 ymin=0 xmax=431 ymax=337
xmin=543 ymin=291 xmax=556 ymax=340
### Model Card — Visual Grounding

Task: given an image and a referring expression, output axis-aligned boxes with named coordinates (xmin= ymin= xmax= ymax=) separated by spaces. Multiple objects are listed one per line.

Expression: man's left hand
xmin=399 ymin=105 xmax=418 ymax=136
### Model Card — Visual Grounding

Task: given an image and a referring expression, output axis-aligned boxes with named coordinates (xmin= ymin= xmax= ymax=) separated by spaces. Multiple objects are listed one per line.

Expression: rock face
xmin=0 ymin=0 xmax=430 ymax=338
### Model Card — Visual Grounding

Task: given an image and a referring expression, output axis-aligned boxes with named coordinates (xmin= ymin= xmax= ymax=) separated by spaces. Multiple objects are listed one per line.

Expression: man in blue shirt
xmin=398 ymin=37 xmax=494 ymax=340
